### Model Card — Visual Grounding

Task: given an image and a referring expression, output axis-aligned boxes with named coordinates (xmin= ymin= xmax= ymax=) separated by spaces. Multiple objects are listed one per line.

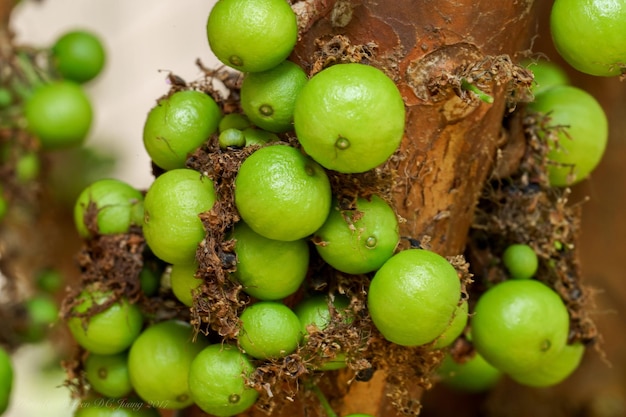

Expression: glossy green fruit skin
xmin=188 ymin=344 xmax=259 ymax=417
xmin=367 ymin=249 xmax=461 ymax=347
xmin=314 ymin=195 xmax=399 ymax=275
xmin=84 ymin=352 xmax=133 ymax=398
xmin=232 ymin=221 xmax=309 ymax=300
xmin=550 ymin=0 xmax=626 ymax=76
xmin=74 ymin=178 xmax=144 ymax=238
xmin=142 ymin=169 xmax=216 ymax=265
xmin=431 ymin=300 xmax=468 ymax=349
xmin=509 ymin=342 xmax=585 ymax=387
xmin=438 ymin=352 xmax=502 ymax=393
xmin=24 ymin=81 xmax=92 ymax=150
xmin=52 ymin=30 xmax=106 ymax=83
xmin=528 ymin=85 xmax=608 ymax=186
xmin=143 ymin=90 xmax=221 ymax=170
xmin=128 ymin=320 xmax=209 ymax=410
xmin=67 ymin=291 xmax=143 ymax=355
xmin=471 ymin=280 xmax=570 ymax=376
xmin=502 ymin=244 xmax=539 ymax=280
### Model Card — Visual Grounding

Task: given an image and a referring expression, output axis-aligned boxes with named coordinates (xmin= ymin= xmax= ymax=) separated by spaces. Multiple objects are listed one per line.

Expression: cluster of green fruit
xmin=60 ymin=0 xmax=622 ymax=415
xmin=0 ymin=29 xmax=105 ymax=222
xmin=518 ymin=0 xmax=626 ymax=188
xmin=64 ymin=0 xmax=467 ymax=416
xmin=439 ymin=243 xmax=585 ymax=392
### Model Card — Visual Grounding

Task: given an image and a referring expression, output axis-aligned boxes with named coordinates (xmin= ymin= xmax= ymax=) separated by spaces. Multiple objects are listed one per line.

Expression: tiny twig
xmin=461 ymin=78 xmax=494 ymax=104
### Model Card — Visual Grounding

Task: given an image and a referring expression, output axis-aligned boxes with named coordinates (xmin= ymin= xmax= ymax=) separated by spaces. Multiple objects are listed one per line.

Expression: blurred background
xmin=4 ymin=1 xmax=626 ymax=416
xmin=7 ymin=1 xmax=219 ymax=415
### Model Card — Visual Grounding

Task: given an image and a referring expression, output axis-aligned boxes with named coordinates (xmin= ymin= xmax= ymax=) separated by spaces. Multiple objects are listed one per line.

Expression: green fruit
xmin=438 ymin=352 xmax=502 ymax=393
xmin=52 ymin=30 xmax=106 ymax=83
xmin=294 ymin=63 xmax=406 ymax=173
xmin=84 ymin=352 xmax=133 ymax=398
xmin=234 ymin=145 xmax=331 ymax=241
xmin=128 ymin=320 xmax=209 ymax=410
xmin=143 ymin=90 xmax=221 ymax=171
xmin=550 ymin=0 xmax=626 ymax=76
xmin=471 ymin=280 xmax=570 ymax=375
xmin=502 ymin=243 xmax=539 ymax=280
xmin=313 ymin=195 xmax=400 ymax=275
xmin=207 ymin=0 xmax=298 ymax=72
xmin=528 ymin=85 xmax=608 ymax=187
xmin=142 ymin=169 xmax=216 ymax=265
xmin=74 ymin=178 xmax=144 ymax=238
xmin=509 ymin=342 xmax=585 ymax=387
xmin=367 ymin=249 xmax=461 ymax=346
xmin=20 ymin=294 xmax=59 ymax=343
xmin=188 ymin=344 xmax=259 ymax=417
xmin=67 ymin=288 xmax=143 ymax=355
xmin=24 ymin=80 xmax=92 ymax=150
xmin=238 ymin=301 xmax=302 ymax=360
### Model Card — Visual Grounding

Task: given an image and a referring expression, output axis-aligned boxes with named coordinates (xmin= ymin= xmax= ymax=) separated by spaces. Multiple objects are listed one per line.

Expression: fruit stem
xmin=461 ymin=78 xmax=494 ymax=104
xmin=304 ymin=379 xmax=338 ymax=417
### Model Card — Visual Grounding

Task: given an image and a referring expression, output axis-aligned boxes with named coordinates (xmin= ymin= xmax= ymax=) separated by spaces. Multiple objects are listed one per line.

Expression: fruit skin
xmin=314 ymin=195 xmax=400 ymax=275
xmin=142 ymin=169 xmax=216 ymax=265
xmin=24 ymin=80 xmax=92 ymax=150
xmin=293 ymin=63 xmax=406 ymax=173
xmin=431 ymin=299 xmax=468 ymax=349
xmin=207 ymin=0 xmax=298 ymax=72
xmin=502 ymin=243 xmax=539 ymax=280
xmin=528 ymin=85 xmax=608 ymax=187
xmin=551 ymin=0 xmax=626 ymax=76
xmin=238 ymin=301 xmax=302 ymax=360
xmin=234 ymin=144 xmax=332 ymax=241
xmin=128 ymin=320 xmax=209 ymax=410
xmin=0 ymin=347 xmax=13 ymax=414
xmin=437 ymin=352 xmax=502 ymax=393
xmin=522 ymin=59 xmax=570 ymax=95
xmin=19 ymin=294 xmax=59 ymax=343
xmin=367 ymin=249 xmax=461 ymax=346
xmin=294 ymin=294 xmax=351 ymax=370
xmin=471 ymin=279 xmax=570 ymax=376
xmin=52 ymin=30 xmax=106 ymax=83
xmin=188 ymin=344 xmax=259 ymax=417
xmin=67 ymin=289 xmax=143 ymax=355
xmin=240 ymin=60 xmax=308 ymax=133
xmin=232 ymin=221 xmax=309 ymax=300
xmin=170 ymin=262 xmax=202 ymax=307
xmin=74 ymin=178 xmax=144 ymax=238
xmin=143 ymin=90 xmax=221 ymax=171
xmin=509 ymin=342 xmax=585 ymax=387
xmin=84 ymin=352 xmax=133 ymax=398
